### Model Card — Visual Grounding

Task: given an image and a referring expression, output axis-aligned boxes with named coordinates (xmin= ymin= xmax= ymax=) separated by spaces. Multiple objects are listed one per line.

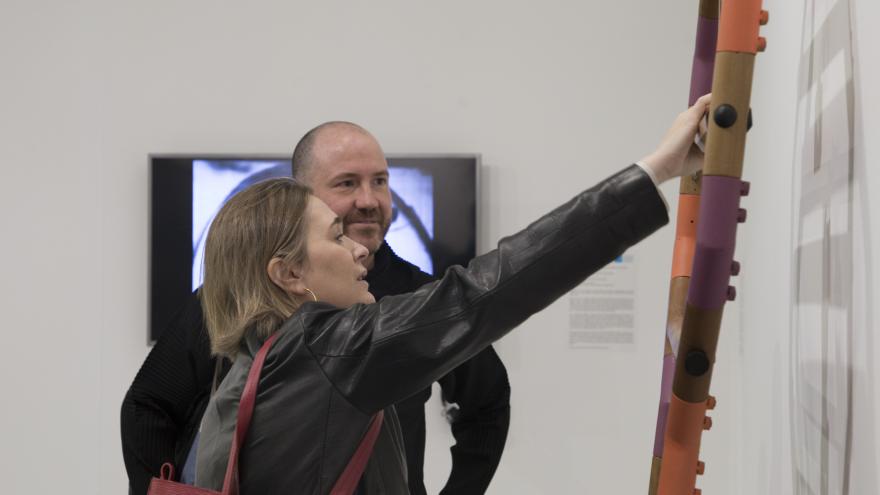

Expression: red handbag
xmin=147 ymin=332 xmax=384 ymax=495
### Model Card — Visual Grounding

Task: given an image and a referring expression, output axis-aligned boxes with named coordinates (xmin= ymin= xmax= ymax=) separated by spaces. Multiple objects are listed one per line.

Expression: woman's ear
xmin=267 ymin=257 xmax=308 ymax=298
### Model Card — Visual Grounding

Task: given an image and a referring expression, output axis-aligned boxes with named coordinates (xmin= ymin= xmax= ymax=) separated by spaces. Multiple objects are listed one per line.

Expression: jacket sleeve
xmin=437 ymin=346 xmax=510 ymax=494
xmin=120 ymin=292 xmax=216 ymax=495
xmin=301 ymin=164 xmax=668 ymax=414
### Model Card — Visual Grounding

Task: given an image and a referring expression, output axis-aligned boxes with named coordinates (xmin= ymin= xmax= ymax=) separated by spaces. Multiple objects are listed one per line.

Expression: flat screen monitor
xmin=149 ymin=154 xmax=478 ymax=342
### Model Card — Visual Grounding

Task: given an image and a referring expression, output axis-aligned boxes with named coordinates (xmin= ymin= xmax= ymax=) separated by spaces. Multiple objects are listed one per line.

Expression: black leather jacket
xmin=195 ymin=165 xmax=668 ymax=494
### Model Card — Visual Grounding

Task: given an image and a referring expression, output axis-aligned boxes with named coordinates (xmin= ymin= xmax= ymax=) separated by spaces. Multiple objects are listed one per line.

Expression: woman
xmin=195 ymin=96 xmax=712 ymax=493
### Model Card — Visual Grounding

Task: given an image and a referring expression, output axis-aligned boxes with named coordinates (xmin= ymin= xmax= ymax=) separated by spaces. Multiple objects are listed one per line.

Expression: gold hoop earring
xmin=304 ymin=288 xmax=318 ymax=302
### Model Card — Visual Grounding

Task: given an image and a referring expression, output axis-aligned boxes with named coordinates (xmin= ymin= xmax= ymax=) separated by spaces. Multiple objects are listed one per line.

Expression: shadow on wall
xmin=789 ymin=0 xmax=877 ymax=493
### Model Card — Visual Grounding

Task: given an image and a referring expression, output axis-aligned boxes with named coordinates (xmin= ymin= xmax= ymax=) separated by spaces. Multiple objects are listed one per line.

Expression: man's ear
xmin=267 ymin=257 xmax=308 ymax=298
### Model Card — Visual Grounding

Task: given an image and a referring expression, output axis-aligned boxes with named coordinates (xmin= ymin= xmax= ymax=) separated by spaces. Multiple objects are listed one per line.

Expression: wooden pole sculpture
xmin=648 ymin=2 xmax=719 ymax=494
xmin=658 ymin=1 xmax=768 ymax=493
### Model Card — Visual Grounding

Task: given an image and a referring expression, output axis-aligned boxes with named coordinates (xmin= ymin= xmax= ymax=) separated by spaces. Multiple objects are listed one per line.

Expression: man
xmin=121 ymin=121 xmax=510 ymax=495
xmin=291 ymin=121 xmax=511 ymax=494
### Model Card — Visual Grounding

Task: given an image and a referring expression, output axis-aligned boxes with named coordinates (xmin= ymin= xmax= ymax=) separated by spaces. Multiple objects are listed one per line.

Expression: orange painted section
xmin=717 ymin=0 xmax=763 ymax=54
xmin=657 ymin=395 xmax=708 ymax=495
xmin=671 ymin=194 xmax=700 ymax=278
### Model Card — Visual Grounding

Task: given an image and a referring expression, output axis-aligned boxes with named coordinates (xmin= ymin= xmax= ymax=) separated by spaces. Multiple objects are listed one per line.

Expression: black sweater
xmin=121 ymin=243 xmax=510 ymax=495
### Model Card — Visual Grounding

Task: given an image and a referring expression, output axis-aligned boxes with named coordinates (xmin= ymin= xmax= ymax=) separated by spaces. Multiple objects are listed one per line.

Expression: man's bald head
xmin=291 ymin=121 xmax=376 ymax=185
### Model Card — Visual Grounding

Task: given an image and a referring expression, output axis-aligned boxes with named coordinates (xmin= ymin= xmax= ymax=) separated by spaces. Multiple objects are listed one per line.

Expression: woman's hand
xmin=641 ymin=93 xmax=711 ymax=184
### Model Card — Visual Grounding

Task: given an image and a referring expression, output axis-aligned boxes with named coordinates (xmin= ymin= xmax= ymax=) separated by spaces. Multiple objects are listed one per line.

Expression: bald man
xmin=291 ymin=122 xmax=510 ymax=494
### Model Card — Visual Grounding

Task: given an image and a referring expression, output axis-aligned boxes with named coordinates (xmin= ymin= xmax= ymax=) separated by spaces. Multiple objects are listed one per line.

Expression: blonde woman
xmin=195 ymin=96 xmax=711 ymax=494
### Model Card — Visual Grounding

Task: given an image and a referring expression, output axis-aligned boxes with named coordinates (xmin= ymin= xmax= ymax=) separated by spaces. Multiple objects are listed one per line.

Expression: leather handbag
xmin=147 ymin=331 xmax=384 ymax=495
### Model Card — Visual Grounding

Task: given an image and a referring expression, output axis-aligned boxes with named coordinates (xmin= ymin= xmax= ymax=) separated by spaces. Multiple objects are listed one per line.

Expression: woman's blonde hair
xmin=200 ymin=178 xmax=312 ymax=359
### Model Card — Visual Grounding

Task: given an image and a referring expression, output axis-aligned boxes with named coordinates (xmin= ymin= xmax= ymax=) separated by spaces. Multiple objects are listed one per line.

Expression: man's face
xmin=306 ymin=128 xmax=392 ymax=265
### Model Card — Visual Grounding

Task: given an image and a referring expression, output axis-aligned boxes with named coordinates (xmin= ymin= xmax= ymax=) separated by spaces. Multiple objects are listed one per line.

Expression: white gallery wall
xmin=0 ymin=0 xmax=876 ymax=493
xmin=734 ymin=0 xmax=880 ymax=493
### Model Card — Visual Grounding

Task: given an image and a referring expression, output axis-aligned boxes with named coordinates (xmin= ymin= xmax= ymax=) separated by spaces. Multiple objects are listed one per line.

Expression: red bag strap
xmin=215 ymin=330 xmax=382 ymax=495
xmin=329 ymin=411 xmax=384 ymax=495
xmin=219 ymin=331 xmax=280 ymax=495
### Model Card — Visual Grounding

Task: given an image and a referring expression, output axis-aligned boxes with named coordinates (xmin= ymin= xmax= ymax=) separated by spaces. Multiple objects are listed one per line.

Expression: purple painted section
xmin=660 ymin=353 xmax=675 ymax=403
xmin=689 ymin=16 xmax=719 ymax=106
xmin=653 ymin=353 xmax=676 ymax=456
xmin=687 ymin=175 xmax=743 ymax=310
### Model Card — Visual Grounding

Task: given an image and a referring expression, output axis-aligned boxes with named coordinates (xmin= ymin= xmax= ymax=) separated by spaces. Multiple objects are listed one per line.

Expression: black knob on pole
xmin=713 ymin=104 xmax=738 ymax=128
xmin=684 ymin=350 xmax=711 ymax=376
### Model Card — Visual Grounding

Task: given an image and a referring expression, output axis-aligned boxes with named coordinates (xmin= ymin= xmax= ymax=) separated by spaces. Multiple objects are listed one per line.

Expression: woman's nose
xmin=351 ymin=240 xmax=369 ymax=262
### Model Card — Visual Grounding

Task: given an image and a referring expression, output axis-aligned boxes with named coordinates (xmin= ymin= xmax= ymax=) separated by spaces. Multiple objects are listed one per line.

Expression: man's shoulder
xmin=388 ymin=252 xmax=432 ymax=279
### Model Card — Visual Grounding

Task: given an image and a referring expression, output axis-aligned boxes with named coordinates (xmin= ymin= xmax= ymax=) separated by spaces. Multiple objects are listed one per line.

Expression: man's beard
xmin=345 ymin=210 xmax=390 ymax=254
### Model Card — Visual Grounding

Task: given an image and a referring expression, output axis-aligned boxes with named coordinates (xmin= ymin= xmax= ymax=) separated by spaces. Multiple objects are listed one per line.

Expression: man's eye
xmin=374 ymin=177 xmax=388 ymax=186
xmin=336 ymin=180 xmax=355 ymax=188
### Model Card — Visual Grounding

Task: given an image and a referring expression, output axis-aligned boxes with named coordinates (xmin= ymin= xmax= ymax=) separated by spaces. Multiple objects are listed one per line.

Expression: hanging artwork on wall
xmin=149 ymin=154 xmax=478 ymax=342
xmin=790 ymin=1 xmax=876 ymax=493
